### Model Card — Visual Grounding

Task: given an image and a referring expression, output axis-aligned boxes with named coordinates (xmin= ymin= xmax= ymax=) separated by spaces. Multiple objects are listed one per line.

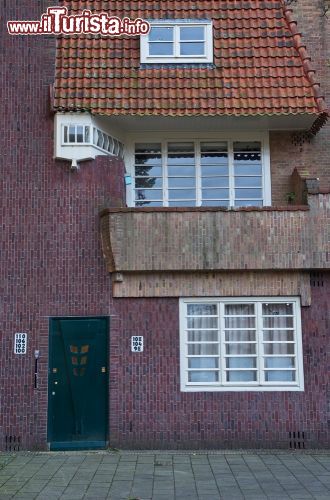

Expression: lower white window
xmin=179 ymin=297 xmax=304 ymax=391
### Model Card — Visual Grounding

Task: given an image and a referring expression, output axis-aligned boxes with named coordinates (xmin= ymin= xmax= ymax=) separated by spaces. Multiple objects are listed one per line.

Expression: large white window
xmin=141 ymin=21 xmax=213 ymax=63
xmin=133 ymin=140 xmax=268 ymax=207
xmin=179 ymin=297 xmax=304 ymax=392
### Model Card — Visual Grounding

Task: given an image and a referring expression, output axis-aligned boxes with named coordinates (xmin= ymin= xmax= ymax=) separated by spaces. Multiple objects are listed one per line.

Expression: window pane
xmin=135 ymin=178 xmax=162 ymax=189
xmin=135 ymin=154 xmax=162 ymax=166
xmin=225 ymin=344 xmax=256 ymax=355
xmin=135 ymin=189 xmax=162 ymax=201
xmin=188 ymin=358 xmax=219 ymax=369
xmin=263 ymin=317 xmax=294 ymax=328
xmin=168 ymin=155 xmax=195 ymax=166
xmin=201 ymin=154 xmax=229 ymax=166
xmin=202 ymin=188 xmax=229 ymax=199
xmin=225 ymin=317 xmax=255 ymax=329
xmin=264 ymin=371 xmax=295 ymax=382
xmin=226 ymin=371 xmax=257 ymax=382
xmin=63 ymin=126 xmax=68 ymax=143
xmin=234 ymin=142 xmax=261 ymax=152
xmin=136 ymin=201 xmax=163 ymax=207
xmin=225 ymin=330 xmax=256 ymax=342
xmin=201 ymin=200 xmax=229 ymax=207
xmin=168 ymin=165 xmax=195 ymax=176
xmin=202 ymin=177 xmax=229 ymax=188
xmin=180 ymin=42 xmax=205 ymax=56
xmin=169 ymin=201 xmax=196 ymax=207
xmin=84 ymin=126 xmax=90 ymax=143
xmin=188 ymin=331 xmax=218 ymax=342
xmin=226 ymin=358 xmax=256 ymax=369
xmin=135 ymin=143 xmax=161 ymax=154
xmin=201 ymin=142 xmax=227 ymax=153
xmin=135 ymin=166 xmax=162 ymax=177
xmin=188 ymin=371 xmax=219 ymax=382
xmin=262 ymin=304 xmax=293 ymax=316
xmin=168 ymin=189 xmax=195 ymax=200
xmin=263 ymin=343 xmax=295 ymax=355
xmin=263 ymin=330 xmax=294 ymax=342
xmin=69 ymin=125 xmax=75 ymax=142
xmin=235 ymin=177 xmax=262 ymax=188
xmin=188 ymin=344 xmax=219 ymax=355
xmin=235 ymin=165 xmax=262 ymax=176
xmin=187 ymin=317 xmax=217 ymax=329
xmin=235 ymin=188 xmax=263 ymax=199
xmin=225 ymin=304 xmax=255 ymax=315
xmin=201 ymin=165 xmax=229 ymax=176
xmin=76 ymin=126 xmax=84 ymax=143
xmin=187 ymin=304 xmax=217 ymax=315
xmin=234 ymin=200 xmax=263 ymax=207
xmin=168 ymin=177 xmax=195 ymax=188
xmin=149 ymin=42 xmax=174 ymax=56
xmin=180 ymin=26 xmax=205 ymax=41
xmin=149 ymin=27 xmax=173 ymax=42
xmin=264 ymin=357 xmax=295 ymax=369
xmin=168 ymin=142 xmax=194 ymax=153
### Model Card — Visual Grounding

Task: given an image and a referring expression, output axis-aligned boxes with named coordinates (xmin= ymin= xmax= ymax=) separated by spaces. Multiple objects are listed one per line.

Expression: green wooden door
xmin=48 ymin=317 xmax=108 ymax=450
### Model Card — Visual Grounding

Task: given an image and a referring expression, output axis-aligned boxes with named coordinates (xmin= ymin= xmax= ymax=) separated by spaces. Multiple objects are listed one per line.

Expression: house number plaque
xmin=131 ymin=336 xmax=143 ymax=353
xmin=14 ymin=333 xmax=27 ymax=354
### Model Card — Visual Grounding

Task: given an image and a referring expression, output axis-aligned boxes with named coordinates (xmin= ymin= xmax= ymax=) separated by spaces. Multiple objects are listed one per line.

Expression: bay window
xmin=179 ymin=297 xmax=304 ymax=391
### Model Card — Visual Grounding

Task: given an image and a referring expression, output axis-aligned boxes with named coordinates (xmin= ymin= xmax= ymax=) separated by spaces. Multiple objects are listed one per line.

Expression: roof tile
xmin=54 ymin=0 xmax=328 ymax=118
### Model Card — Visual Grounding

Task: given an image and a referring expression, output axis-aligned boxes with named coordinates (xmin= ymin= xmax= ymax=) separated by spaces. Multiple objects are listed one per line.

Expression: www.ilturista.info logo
xmin=7 ymin=7 xmax=151 ymax=36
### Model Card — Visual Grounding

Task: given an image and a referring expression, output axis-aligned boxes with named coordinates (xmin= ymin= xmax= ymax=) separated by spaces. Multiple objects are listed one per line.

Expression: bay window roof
xmin=54 ymin=1 xmax=328 ymax=131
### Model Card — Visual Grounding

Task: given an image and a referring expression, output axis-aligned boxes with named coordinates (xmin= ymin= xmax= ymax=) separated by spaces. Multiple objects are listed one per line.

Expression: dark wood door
xmin=48 ymin=317 xmax=108 ymax=450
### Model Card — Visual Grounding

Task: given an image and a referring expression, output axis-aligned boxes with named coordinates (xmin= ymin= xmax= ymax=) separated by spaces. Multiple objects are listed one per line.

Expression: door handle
xmin=101 ymin=367 xmax=106 ymax=373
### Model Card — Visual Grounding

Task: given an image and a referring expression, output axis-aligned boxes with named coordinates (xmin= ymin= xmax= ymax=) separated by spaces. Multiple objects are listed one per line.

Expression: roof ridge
xmin=281 ymin=0 xmax=328 ymax=117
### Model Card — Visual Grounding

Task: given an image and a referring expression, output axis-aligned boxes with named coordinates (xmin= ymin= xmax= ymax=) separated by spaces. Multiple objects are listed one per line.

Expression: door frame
xmin=47 ymin=316 xmax=110 ymax=450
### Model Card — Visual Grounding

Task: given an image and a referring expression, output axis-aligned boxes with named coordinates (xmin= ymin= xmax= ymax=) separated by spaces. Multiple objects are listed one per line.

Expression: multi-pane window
xmin=134 ymin=141 xmax=264 ymax=207
xmin=180 ymin=298 xmax=303 ymax=391
xmin=141 ymin=22 xmax=213 ymax=63
xmin=62 ymin=125 xmax=124 ymax=158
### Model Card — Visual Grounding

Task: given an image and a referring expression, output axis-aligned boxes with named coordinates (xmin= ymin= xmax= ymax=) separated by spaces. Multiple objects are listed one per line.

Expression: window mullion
xmin=163 ymin=141 xmax=168 ymax=207
xmin=196 ymin=140 xmax=201 ymax=206
xmin=219 ymin=302 xmax=225 ymax=386
xmin=228 ymin=140 xmax=235 ymax=207
xmin=256 ymin=302 xmax=263 ymax=386
xmin=174 ymin=25 xmax=180 ymax=57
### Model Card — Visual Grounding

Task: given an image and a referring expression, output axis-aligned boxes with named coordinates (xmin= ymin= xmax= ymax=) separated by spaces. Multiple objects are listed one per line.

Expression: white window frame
xmin=179 ymin=297 xmax=304 ymax=392
xmin=141 ymin=20 xmax=213 ymax=64
xmin=125 ymin=131 xmax=271 ymax=208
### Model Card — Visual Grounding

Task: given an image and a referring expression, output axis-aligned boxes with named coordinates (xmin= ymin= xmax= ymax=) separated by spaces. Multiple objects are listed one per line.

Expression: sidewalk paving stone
xmin=0 ymin=450 xmax=328 ymax=499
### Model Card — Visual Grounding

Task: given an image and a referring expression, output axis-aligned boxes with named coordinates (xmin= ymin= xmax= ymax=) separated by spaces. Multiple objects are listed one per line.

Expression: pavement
xmin=0 ymin=450 xmax=329 ymax=500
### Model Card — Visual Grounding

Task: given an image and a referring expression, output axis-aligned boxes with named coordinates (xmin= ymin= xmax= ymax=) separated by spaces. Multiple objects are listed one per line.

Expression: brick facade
xmin=109 ymin=274 xmax=329 ymax=449
xmin=0 ymin=0 xmax=329 ymax=450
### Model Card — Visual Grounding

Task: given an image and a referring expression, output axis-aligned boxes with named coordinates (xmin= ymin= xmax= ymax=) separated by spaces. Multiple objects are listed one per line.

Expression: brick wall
xmin=102 ymin=194 xmax=330 ymax=273
xmin=109 ymin=272 xmax=330 ymax=449
xmin=0 ymin=1 xmax=125 ymax=450
xmin=271 ymin=0 xmax=330 ymax=204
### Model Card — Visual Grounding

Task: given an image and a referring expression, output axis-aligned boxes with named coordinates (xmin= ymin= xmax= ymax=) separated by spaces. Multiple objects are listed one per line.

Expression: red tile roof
xmin=54 ymin=0 xmax=328 ymax=123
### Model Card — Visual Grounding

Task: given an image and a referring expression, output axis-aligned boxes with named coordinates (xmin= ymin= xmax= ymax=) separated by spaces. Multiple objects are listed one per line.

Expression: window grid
xmin=134 ymin=141 xmax=264 ymax=207
xmin=181 ymin=298 xmax=303 ymax=391
xmin=142 ymin=22 xmax=212 ymax=63
xmin=62 ymin=124 xmax=124 ymax=159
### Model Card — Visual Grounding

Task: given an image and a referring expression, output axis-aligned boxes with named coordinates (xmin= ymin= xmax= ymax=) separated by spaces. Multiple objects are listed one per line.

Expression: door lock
xmin=101 ymin=367 xmax=106 ymax=373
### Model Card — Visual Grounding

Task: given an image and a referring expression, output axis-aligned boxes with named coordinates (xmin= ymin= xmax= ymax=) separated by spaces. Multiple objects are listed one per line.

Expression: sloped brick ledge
xmin=100 ymin=193 xmax=330 ymax=274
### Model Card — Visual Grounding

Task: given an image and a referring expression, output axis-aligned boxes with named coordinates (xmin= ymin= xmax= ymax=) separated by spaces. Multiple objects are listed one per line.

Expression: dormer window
xmin=141 ymin=21 xmax=213 ymax=64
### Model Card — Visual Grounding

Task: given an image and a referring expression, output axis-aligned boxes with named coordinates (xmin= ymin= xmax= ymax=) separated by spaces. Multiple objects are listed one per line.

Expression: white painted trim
xmin=179 ymin=296 xmax=304 ymax=392
xmin=141 ymin=21 xmax=213 ymax=64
